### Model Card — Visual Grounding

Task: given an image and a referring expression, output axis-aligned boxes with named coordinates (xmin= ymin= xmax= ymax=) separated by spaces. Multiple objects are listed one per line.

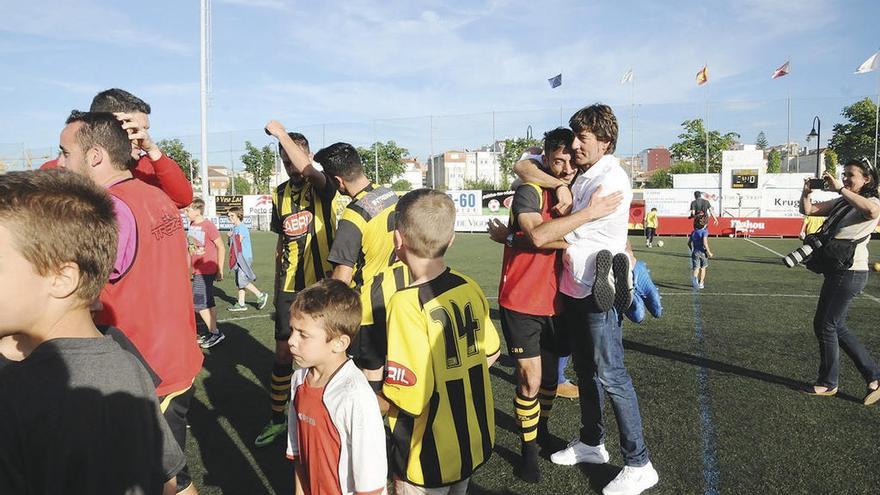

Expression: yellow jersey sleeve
xmin=383 ymin=291 xmax=433 ymax=417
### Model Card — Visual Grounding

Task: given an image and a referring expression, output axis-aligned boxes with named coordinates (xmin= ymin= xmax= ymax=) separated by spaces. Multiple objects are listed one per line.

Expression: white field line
xmin=744 ymin=237 xmax=786 ymax=257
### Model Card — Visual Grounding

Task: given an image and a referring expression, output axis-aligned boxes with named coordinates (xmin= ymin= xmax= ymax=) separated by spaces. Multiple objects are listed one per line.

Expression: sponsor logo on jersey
xmin=385 ymin=361 xmax=417 ymax=386
xmin=284 ymin=211 xmax=314 ymax=238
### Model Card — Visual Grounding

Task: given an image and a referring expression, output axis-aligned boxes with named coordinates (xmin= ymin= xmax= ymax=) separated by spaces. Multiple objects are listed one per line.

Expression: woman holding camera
xmin=800 ymin=159 xmax=880 ymax=405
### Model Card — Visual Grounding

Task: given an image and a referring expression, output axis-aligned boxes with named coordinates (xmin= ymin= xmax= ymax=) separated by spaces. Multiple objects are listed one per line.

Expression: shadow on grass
xmin=622 ymin=339 xmax=863 ymax=404
xmin=189 ymin=322 xmax=293 ymax=494
xmin=576 ymin=462 xmax=622 ymax=494
xmin=212 ymin=286 xmax=241 ymax=306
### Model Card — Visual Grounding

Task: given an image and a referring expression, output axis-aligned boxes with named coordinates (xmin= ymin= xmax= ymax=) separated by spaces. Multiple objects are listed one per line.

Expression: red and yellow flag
xmin=696 ymin=65 xmax=708 ymax=86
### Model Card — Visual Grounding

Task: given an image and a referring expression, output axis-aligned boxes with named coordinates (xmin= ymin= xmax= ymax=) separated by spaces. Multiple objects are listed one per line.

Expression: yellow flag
xmin=696 ymin=65 xmax=708 ymax=86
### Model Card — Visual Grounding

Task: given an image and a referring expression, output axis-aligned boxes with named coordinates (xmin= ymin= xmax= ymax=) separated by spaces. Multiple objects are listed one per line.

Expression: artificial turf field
xmin=186 ymin=232 xmax=880 ymax=495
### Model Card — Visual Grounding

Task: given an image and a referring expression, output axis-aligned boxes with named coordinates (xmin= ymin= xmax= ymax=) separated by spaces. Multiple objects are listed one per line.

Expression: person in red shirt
xmin=58 ymin=110 xmax=204 ymax=495
xmin=186 ymin=198 xmax=226 ymax=349
xmin=41 ymin=88 xmax=192 ymax=208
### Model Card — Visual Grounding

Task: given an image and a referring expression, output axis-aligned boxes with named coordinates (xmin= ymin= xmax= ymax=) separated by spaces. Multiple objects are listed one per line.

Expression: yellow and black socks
xmin=270 ymin=362 xmax=293 ymax=424
xmin=514 ymin=391 xmax=541 ymax=483
xmin=537 ymin=383 xmax=558 ymax=440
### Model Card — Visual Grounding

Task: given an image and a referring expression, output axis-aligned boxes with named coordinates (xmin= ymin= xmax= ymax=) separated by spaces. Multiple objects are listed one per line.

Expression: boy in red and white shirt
xmin=186 ymin=198 xmax=226 ymax=349
xmin=286 ymin=279 xmax=387 ymax=495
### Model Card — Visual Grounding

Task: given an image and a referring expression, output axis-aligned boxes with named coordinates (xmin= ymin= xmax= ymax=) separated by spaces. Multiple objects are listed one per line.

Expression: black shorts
xmin=499 ymin=306 xmax=569 ymax=359
xmin=349 ymin=323 xmax=386 ymax=371
xmin=159 ymin=387 xmax=194 ymax=493
xmin=192 ymin=274 xmax=216 ymax=310
xmin=274 ymin=291 xmax=298 ymax=341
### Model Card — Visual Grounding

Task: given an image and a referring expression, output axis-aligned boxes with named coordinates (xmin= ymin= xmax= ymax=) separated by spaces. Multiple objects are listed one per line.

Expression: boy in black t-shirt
xmin=0 ymin=170 xmax=184 ymax=495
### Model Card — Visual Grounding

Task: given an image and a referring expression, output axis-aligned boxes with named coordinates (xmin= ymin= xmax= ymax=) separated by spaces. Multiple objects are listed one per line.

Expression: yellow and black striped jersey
xmin=271 ymin=175 xmax=338 ymax=293
xmin=360 ymin=260 xmax=412 ymax=329
xmin=327 ymin=184 xmax=398 ymax=290
xmin=383 ymin=268 xmax=501 ymax=487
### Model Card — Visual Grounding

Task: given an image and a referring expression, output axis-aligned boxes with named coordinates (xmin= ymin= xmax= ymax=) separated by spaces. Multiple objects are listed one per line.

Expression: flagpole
xmin=786 ymin=57 xmax=791 ymax=173
xmin=630 ymin=72 xmax=635 ymax=188
xmin=875 ymin=70 xmax=879 ymax=165
xmin=704 ymin=62 xmax=709 ymax=175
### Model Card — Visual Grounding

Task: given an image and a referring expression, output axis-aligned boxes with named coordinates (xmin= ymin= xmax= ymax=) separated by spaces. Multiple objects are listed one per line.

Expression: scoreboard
xmin=731 ymin=169 xmax=759 ymax=189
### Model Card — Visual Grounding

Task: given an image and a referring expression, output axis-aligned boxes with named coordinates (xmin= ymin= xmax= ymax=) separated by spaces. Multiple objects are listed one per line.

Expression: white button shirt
xmin=560 ymin=154 xmax=633 ymax=299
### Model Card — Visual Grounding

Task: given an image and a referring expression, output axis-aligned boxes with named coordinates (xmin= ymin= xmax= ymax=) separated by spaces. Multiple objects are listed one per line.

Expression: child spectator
xmin=383 ymin=189 xmax=501 ymax=494
xmin=285 ymin=279 xmax=387 ymax=495
xmin=226 ymin=207 xmax=269 ymax=312
xmin=0 ymin=170 xmax=184 ymax=494
xmin=688 ymin=215 xmax=714 ymax=289
xmin=186 ymin=198 xmax=226 ymax=348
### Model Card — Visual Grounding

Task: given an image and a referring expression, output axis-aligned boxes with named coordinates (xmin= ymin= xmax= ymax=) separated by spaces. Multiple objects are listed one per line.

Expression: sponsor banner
xmin=656 ymin=216 xmax=803 ymax=237
xmin=643 ymin=189 xmax=720 ymax=217
xmin=446 ymin=190 xmax=482 ymax=216
xmin=760 ymin=189 xmax=803 ymax=217
xmin=243 ymin=194 xmax=273 ymax=217
xmin=213 ymin=195 xmax=245 ymax=230
xmin=482 ymin=189 xmax=515 ymax=217
xmin=454 ymin=214 xmax=507 ymax=232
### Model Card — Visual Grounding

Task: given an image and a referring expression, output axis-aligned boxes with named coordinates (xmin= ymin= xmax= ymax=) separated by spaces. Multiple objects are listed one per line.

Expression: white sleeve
xmin=349 ymin=384 xmax=388 ymax=492
xmin=286 ymin=371 xmax=303 ymax=459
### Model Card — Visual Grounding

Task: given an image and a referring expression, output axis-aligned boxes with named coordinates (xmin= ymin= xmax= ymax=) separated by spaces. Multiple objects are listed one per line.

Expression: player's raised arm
xmin=265 ymin=120 xmax=328 ymax=189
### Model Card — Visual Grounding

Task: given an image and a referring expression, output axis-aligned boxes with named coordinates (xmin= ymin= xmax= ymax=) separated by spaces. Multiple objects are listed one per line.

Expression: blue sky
xmin=2 ymin=0 xmax=880 ymax=166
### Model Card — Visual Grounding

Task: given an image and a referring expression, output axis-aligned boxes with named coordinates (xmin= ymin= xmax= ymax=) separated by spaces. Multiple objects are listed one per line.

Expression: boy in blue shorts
xmin=226 ymin=207 xmax=269 ymax=312
xmin=688 ymin=215 xmax=714 ymax=289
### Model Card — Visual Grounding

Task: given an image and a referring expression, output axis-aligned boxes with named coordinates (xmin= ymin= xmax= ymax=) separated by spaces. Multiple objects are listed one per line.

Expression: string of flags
xmin=547 ymin=50 xmax=880 ymax=88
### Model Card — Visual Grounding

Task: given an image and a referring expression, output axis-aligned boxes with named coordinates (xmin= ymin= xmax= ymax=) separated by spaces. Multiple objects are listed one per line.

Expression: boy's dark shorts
xmin=499 ymin=306 xmax=570 ymax=359
xmin=159 ymin=387 xmax=195 ymax=493
xmin=192 ymin=274 xmax=216 ymax=310
xmin=274 ymin=291 xmax=298 ymax=341
xmin=349 ymin=323 xmax=386 ymax=370
xmin=691 ymin=251 xmax=709 ymax=269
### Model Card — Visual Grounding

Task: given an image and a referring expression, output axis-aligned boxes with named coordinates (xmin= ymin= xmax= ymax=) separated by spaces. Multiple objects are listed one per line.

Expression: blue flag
xmin=548 ymin=73 xmax=562 ymax=88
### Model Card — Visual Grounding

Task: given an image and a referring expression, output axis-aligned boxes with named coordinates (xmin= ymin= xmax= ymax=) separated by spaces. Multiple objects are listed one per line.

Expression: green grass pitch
xmin=186 ymin=232 xmax=880 ymax=494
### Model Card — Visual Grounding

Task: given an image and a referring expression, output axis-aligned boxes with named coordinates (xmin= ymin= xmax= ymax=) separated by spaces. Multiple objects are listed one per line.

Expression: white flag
xmin=855 ymin=51 xmax=880 ymax=74
xmin=620 ymin=69 xmax=633 ymax=84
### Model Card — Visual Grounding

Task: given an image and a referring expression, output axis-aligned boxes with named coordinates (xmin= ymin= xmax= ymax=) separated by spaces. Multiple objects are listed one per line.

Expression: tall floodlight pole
xmin=630 ymin=74 xmax=636 ymax=188
xmin=429 ymin=115 xmax=435 ymax=189
xmin=373 ymin=120 xmax=379 ymax=184
xmin=199 ymin=0 xmax=210 ymax=205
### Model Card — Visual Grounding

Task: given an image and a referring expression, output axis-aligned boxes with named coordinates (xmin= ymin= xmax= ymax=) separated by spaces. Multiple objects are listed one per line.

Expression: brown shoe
xmin=557 ymin=381 xmax=579 ymax=399
xmin=864 ymin=382 xmax=880 ymax=406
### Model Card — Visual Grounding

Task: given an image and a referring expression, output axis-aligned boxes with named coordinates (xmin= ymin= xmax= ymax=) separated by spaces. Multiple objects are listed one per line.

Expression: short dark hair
xmin=280 ymin=132 xmax=310 ymax=154
xmin=0 ymin=170 xmax=117 ymax=305
xmin=189 ymin=197 xmax=206 ymax=213
xmin=844 ymin=158 xmax=879 ymax=199
xmin=569 ymin=104 xmax=618 ymax=154
xmin=291 ymin=279 xmax=362 ymax=341
xmin=694 ymin=191 xmax=702 ymax=199
xmin=543 ymin=127 xmax=574 ymax=152
xmin=65 ymin=111 xmax=133 ymax=170
xmin=228 ymin=206 xmax=244 ymax=218
xmin=314 ymin=143 xmax=363 ymax=181
xmin=90 ymin=88 xmax=151 ymax=114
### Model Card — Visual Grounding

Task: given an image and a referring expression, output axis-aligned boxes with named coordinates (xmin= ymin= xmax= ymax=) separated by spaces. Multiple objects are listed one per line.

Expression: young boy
xmin=186 ymin=198 xmax=226 ymax=348
xmin=0 ymin=170 xmax=184 ymax=494
xmin=688 ymin=215 xmax=714 ymax=289
xmin=285 ymin=279 xmax=387 ymax=495
xmin=644 ymin=207 xmax=659 ymax=247
xmin=384 ymin=189 xmax=501 ymax=494
xmin=226 ymin=207 xmax=269 ymax=312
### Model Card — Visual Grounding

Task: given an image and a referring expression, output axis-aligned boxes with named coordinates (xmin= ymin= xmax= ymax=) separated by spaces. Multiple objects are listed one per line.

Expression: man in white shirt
xmin=513 ymin=104 xmax=658 ymax=495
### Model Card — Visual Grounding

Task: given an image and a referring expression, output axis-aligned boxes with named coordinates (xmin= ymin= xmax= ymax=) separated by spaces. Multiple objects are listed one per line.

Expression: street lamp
xmin=526 ymin=125 xmax=533 ymax=140
xmin=807 ymin=116 xmax=821 ymax=177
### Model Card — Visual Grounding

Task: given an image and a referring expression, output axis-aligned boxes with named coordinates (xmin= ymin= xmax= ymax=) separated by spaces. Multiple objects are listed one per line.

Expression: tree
xmin=356 ymin=141 xmax=408 ymax=185
xmin=767 ymin=149 xmax=781 ymax=173
xmin=157 ymin=138 xmax=198 ymax=183
xmin=231 ymin=176 xmax=252 ymax=195
xmin=829 ymin=97 xmax=877 ymax=163
xmin=240 ymin=141 xmax=276 ymax=194
xmin=755 ymin=131 xmax=768 ymax=150
xmin=646 ymin=169 xmax=672 ymax=188
xmin=669 ymin=119 xmax=740 ymax=173
xmin=499 ymin=136 xmax=542 ymax=189
xmin=463 ymin=178 xmax=497 ymax=190
xmin=668 ymin=160 xmax=704 ymax=174
xmin=391 ymin=179 xmax=412 ymax=191
xmin=824 ymin=148 xmax=838 ymax=177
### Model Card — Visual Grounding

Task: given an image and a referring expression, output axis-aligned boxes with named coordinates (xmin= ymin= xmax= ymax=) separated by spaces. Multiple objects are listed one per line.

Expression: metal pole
xmin=875 ymin=73 xmax=879 ymax=165
xmin=816 ymin=117 xmax=821 ymax=177
xmin=199 ymin=0 xmax=210 ymax=205
xmin=704 ymin=101 xmax=710 ymax=174
xmin=786 ymin=96 xmax=791 ymax=173
xmin=429 ymin=115 xmax=435 ymax=189
xmin=630 ymin=75 xmax=635 ymax=188
xmin=492 ymin=111 xmax=496 ymax=186
xmin=373 ymin=120 xmax=379 ymax=184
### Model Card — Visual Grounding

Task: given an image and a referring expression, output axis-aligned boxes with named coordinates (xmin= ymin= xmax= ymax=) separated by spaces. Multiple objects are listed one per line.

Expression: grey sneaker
xmin=612 ymin=253 xmax=633 ymax=314
xmin=196 ymin=333 xmax=210 ymax=345
xmin=592 ymin=250 xmax=615 ymax=312
xmin=257 ymin=292 xmax=269 ymax=310
xmin=228 ymin=303 xmax=248 ymax=312
xmin=200 ymin=331 xmax=226 ymax=349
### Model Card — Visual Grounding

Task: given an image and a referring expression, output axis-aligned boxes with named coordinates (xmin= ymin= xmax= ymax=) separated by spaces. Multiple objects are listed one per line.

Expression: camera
xmin=808 ymin=178 xmax=827 ymax=190
xmin=783 ymin=234 xmax=823 ymax=268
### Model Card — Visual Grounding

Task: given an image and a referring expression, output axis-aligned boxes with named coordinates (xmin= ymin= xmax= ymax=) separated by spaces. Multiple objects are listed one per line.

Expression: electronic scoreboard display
xmin=731 ymin=169 xmax=759 ymax=189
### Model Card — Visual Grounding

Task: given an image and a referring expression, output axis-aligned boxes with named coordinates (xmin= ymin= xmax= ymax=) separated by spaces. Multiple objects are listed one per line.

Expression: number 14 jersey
xmin=383 ymin=268 xmax=500 ymax=488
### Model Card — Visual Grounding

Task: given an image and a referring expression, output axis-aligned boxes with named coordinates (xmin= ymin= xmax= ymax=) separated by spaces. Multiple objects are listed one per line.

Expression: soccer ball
xmin=657 ymin=240 xmax=664 ymax=247
xmin=729 ymin=233 xmax=734 ymax=238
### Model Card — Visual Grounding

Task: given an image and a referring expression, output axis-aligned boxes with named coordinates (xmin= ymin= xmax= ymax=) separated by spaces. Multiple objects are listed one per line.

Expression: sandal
xmin=864 ymin=382 xmax=880 ymax=406
xmin=804 ymin=384 xmax=838 ymax=396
